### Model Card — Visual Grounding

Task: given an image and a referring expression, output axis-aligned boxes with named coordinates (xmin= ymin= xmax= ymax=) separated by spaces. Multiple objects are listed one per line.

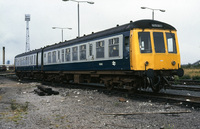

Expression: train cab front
xmin=129 ymin=21 xmax=184 ymax=92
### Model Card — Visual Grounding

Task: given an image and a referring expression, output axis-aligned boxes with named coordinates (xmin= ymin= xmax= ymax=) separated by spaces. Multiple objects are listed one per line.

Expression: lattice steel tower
xmin=25 ymin=14 xmax=30 ymax=52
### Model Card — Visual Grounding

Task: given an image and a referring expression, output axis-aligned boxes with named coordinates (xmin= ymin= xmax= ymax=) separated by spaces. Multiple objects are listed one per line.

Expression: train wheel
xmin=150 ymin=76 xmax=161 ymax=93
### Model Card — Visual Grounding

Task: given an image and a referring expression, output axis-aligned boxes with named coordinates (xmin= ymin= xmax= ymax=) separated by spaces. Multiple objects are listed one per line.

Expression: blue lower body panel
xmin=15 ymin=59 xmax=130 ymax=72
xmin=43 ymin=59 xmax=130 ymax=71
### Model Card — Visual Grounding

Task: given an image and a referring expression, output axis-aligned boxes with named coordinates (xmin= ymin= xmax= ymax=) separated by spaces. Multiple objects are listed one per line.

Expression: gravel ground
xmin=0 ymin=76 xmax=200 ymax=129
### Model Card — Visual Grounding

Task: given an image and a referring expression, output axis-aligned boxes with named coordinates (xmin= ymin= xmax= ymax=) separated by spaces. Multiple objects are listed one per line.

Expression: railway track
xmin=169 ymin=85 xmax=200 ymax=92
xmin=171 ymin=79 xmax=200 ymax=85
xmin=41 ymin=81 xmax=200 ymax=107
xmin=136 ymin=91 xmax=200 ymax=107
xmin=3 ymin=74 xmax=200 ymax=107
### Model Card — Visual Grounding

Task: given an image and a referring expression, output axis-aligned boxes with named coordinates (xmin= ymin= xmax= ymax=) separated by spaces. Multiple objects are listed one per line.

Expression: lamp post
xmin=52 ymin=27 xmax=72 ymax=42
xmin=62 ymin=0 xmax=94 ymax=37
xmin=141 ymin=7 xmax=165 ymax=20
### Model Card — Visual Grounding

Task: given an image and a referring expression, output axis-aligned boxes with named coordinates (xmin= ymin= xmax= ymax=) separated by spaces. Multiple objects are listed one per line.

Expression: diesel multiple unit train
xmin=15 ymin=20 xmax=184 ymax=92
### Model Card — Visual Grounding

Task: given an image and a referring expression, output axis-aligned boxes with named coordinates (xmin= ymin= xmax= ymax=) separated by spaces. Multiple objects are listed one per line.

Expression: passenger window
xmin=52 ymin=51 xmax=56 ymax=63
xmin=65 ymin=48 xmax=71 ymax=61
xmin=72 ymin=46 xmax=78 ymax=61
xmin=48 ymin=52 xmax=51 ymax=63
xmin=96 ymin=41 xmax=104 ymax=58
xmin=38 ymin=53 xmax=41 ymax=65
xmin=138 ymin=32 xmax=152 ymax=53
xmin=30 ymin=56 xmax=33 ymax=65
xmin=27 ymin=56 xmax=29 ymax=65
xmin=58 ymin=50 xmax=60 ymax=62
xmin=153 ymin=32 xmax=165 ymax=53
xmin=166 ymin=33 xmax=177 ymax=53
xmin=34 ymin=55 xmax=36 ymax=65
xmin=89 ymin=44 xmax=93 ymax=56
xmin=109 ymin=38 xmax=119 ymax=57
xmin=61 ymin=49 xmax=64 ymax=62
xmin=80 ymin=45 xmax=86 ymax=60
xmin=44 ymin=53 xmax=46 ymax=64
xmin=23 ymin=58 xmax=24 ymax=65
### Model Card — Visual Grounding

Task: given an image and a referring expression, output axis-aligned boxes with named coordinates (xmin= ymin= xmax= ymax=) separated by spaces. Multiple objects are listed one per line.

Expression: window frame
xmin=48 ymin=52 xmax=51 ymax=64
xmin=96 ymin=40 xmax=105 ymax=59
xmin=153 ymin=32 xmax=166 ymax=53
xmin=72 ymin=46 xmax=78 ymax=61
xmin=166 ymin=32 xmax=177 ymax=54
xmin=52 ymin=51 xmax=56 ymax=63
xmin=80 ymin=44 xmax=86 ymax=60
xmin=109 ymin=37 xmax=119 ymax=57
xmin=138 ymin=32 xmax=152 ymax=54
xmin=65 ymin=48 xmax=71 ymax=62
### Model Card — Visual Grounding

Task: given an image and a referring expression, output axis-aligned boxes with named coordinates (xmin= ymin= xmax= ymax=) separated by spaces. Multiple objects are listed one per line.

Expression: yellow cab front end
xmin=130 ymin=28 xmax=183 ymax=77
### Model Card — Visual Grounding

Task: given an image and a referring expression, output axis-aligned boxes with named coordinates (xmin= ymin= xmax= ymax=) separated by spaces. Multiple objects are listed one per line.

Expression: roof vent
xmin=92 ymin=32 xmax=94 ymax=34
xmin=130 ymin=20 xmax=133 ymax=23
xmin=116 ymin=24 xmax=119 ymax=27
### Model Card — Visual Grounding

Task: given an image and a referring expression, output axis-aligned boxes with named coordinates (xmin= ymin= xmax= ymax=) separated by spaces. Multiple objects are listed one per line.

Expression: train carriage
xmin=15 ymin=19 xmax=184 ymax=92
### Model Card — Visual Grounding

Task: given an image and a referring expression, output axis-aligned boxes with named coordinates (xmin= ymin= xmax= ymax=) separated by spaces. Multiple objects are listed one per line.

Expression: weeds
xmin=192 ymin=75 xmax=200 ymax=80
xmin=175 ymin=68 xmax=200 ymax=81
xmin=1 ymin=100 xmax=30 ymax=123
xmin=10 ymin=100 xmax=29 ymax=112
xmin=179 ymin=75 xmax=191 ymax=80
xmin=114 ymin=102 xmax=120 ymax=107
xmin=164 ymin=124 xmax=175 ymax=129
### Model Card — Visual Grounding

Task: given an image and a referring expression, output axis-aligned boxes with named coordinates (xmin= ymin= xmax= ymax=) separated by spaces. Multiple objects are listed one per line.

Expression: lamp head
xmin=160 ymin=9 xmax=165 ymax=12
xmin=87 ymin=1 xmax=94 ymax=4
xmin=141 ymin=7 xmax=146 ymax=9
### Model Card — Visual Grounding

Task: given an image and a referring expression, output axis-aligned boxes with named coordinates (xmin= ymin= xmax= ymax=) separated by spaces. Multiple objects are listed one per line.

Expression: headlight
xmin=145 ymin=61 xmax=149 ymax=66
xmin=171 ymin=61 xmax=176 ymax=66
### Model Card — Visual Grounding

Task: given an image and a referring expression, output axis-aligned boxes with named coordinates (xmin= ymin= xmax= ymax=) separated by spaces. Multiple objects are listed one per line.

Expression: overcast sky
xmin=0 ymin=0 xmax=200 ymax=65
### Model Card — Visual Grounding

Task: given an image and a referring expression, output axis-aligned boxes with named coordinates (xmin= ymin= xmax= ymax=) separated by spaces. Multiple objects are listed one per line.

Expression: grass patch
xmin=179 ymin=74 xmax=191 ymax=80
xmin=10 ymin=100 xmax=29 ymax=112
xmin=176 ymin=68 xmax=200 ymax=80
xmin=5 ymin=100 xmax=29 ymax=123
xmin=164 ymin=124 xmax=175 ymax=129
xmin=184 ymin=68 xmax=200 ymax=78
xmin=192 ymin=75 xmax=200 ymax=81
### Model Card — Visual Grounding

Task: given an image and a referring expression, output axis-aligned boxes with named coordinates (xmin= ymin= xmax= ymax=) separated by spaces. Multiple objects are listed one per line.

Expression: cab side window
xmin=166 ymin=33 xmax=177 ymax=53
xmin=125 ymin=36 xmax=130 ymax=53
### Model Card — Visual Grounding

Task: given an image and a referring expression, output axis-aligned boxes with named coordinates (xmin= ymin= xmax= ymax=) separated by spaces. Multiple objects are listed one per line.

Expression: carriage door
xmin=88 ymin=43 xmax=94 ymax=61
